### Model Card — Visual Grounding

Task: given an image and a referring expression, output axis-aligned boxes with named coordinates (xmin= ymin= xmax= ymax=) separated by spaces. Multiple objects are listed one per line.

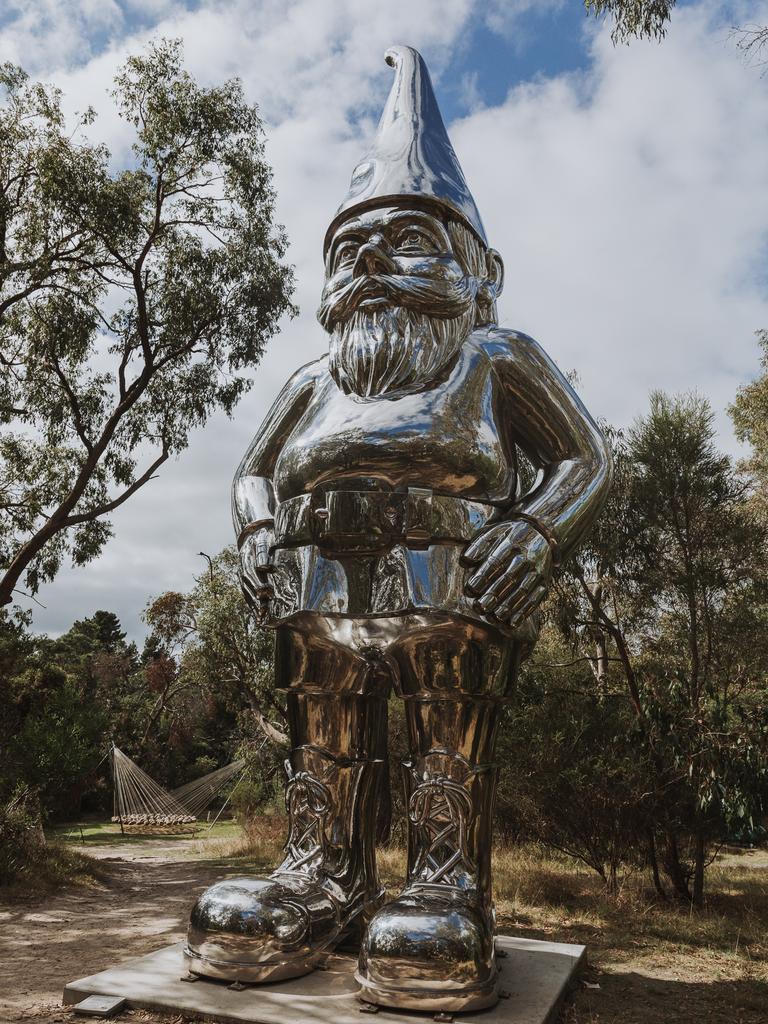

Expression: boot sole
xmin=183 ymin=943 xmax=321 ymax=983
xmin=355 ymin=971 xmax=500 ymax=1012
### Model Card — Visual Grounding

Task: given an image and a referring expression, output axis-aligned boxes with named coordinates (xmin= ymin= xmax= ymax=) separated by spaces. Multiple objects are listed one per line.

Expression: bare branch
xmin=63 ymin=447 xmax=169 ymax=525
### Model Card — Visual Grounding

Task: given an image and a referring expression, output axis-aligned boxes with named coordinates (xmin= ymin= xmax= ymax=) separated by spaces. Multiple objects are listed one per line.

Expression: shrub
xmin=0 ymin=787 xmax=45 ymax=885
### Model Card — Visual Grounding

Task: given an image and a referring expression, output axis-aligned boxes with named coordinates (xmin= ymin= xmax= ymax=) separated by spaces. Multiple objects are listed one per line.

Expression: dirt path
xmin=0 ymin=837 xmax=237 ymax=1023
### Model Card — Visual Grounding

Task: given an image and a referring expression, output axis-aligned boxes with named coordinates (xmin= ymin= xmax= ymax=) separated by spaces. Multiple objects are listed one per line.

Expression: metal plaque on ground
xmin=72 ymin=993 xmax=127 ymax=1017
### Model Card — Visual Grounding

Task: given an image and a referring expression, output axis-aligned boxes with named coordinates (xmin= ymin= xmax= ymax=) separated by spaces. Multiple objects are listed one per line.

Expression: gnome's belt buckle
xmin=310 ymin=488 xmax=434 ymax=554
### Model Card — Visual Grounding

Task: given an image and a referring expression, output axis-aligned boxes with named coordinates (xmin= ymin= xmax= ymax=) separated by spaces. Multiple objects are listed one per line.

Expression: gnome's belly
xmin=272 ymin=343 xmax=516 ymax=504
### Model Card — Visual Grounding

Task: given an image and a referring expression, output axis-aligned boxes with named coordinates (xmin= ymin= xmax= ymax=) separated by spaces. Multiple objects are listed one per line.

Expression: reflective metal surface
xmin=325 ymin=45 xmax=487 ymax=253
xmin=190 ymin=43 xmax=611 ymax=1011
xmin=185 ymin=682 xmax=387 ymax=982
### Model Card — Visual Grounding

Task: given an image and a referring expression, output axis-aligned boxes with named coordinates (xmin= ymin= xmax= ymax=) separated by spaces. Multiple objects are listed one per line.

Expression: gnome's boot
xmin=185 ymin=691 xmax=386 ymax=983
xmin=358 ymin=698 xmax=501 ymax=1012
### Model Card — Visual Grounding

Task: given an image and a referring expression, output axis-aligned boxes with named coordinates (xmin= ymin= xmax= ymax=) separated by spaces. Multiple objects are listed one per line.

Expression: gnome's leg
xmin=357 ymin=619 xmax=516 ymax=1013
xmin=185 ymin=623 xmax=388 ymax=983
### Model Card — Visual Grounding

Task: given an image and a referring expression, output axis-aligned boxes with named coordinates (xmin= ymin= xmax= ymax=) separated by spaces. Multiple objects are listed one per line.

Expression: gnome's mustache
xmin=318 ymin=272 xmax=476 ymax=332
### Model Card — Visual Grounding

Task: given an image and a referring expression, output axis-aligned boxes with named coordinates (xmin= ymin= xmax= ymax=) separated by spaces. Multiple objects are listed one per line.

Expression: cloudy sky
xmin=3 ymin=0 xmax=768 ymax=641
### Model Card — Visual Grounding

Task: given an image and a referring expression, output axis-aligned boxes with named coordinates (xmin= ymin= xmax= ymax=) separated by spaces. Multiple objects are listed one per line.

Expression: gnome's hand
xmin=462 ymin=519 xmax=554 ymax=628
xmin=240 ymin=526 xmax=276 ymax=624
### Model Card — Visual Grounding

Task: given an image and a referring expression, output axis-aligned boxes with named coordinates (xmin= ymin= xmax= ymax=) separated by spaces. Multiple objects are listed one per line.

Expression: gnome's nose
xmin=353 ymin=235 xmax=397 ymax=278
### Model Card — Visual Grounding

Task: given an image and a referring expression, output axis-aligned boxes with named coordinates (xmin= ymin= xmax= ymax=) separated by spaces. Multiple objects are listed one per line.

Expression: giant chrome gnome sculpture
xmin=186 ymin=46 xmax=611 ymax=1013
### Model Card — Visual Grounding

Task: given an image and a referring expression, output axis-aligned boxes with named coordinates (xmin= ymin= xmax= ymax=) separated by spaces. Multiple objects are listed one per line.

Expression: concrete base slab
xmin=63 ymin=936 xmax=585 ymax=1024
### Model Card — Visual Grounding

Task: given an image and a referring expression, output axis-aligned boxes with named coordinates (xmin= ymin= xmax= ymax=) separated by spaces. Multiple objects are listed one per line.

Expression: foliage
xmin=0 ymin=609 xmax=118 ymax=818
xmin=498 ymin=628 xmax=654 ymax=893
xmin=0 ymin=786 xmax=45 ymax=885
xmin=0 ymin=551 xmax=284 ymax=831
xmin=585 ymin=0 xmax=675 ymax=42
xmin=231 ymin=778 xmax=281 ymax=823
xmin=730 ymin=329 xmax=768 ymax=516
xmin=0 ymin=40 xmax=294 ymax=607
xmin=144 ymin=546 xmax=285 ymax=811
xmin=513 ymin=393 xmax=768 ymax=904
xmin=146 ymin=547 xmax=283 ymax=736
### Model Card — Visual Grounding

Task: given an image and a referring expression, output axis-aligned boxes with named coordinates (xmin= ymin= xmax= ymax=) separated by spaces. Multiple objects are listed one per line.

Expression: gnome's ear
xmin=476 ymin=248 xmax=504 ymax=327
xmin=485 ymin=248 xmax=504 ymax=298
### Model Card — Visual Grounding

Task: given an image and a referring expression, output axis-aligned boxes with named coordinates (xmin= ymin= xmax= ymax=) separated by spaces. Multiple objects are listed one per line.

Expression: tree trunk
xmin=692 ymin=830 xmax=706 ymax=909
xmin=647 ymin=829 xmax=666 ymax=899
xmin=663 ymin=830 xmax=691 ymax=901
xmin=607 ymin=859 xmax=619 ymax=897
xmin=246 ymin=696 xmax=289 ymax=749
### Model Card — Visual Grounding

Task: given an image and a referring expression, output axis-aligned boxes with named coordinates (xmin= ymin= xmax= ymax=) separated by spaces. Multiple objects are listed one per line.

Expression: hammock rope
xmin=171 ymin=758 xmax=246 ymax=818
xmin=111 ymin=746 xmax=195 ymax=825
xmin=110 ymin=746 xmax=245 ymax=826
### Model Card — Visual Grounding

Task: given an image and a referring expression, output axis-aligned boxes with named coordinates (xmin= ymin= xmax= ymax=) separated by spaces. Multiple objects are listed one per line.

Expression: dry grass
xmin=491 ymin=843 xmax=768 ymax=1024
xmin=1 ymin=838 xmax=103 ymax=897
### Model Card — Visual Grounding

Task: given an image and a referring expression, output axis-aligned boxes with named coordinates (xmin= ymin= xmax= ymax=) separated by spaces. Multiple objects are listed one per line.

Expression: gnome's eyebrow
xmin=327 ymin=222 xmax=367 ymax=266
xmin=383 ymin=210 xmax=450 ymax=247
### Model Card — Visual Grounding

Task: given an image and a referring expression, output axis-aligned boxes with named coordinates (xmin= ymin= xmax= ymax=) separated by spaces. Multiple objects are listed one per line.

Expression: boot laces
xmin=408 ymin=774 xmax=476 ymax=886
xmin=284 ymin=765 xmax=331 ymax=871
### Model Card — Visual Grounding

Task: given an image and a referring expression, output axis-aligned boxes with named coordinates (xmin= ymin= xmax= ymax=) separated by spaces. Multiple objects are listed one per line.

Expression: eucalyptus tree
xmin=731 ymin=329 xmax=768 ymax=517
xmin=542 ymin=395 xmax=768 ymax=904
xmin=585 ymin=0 xmax=676 ymax=41
xmin=0 ymin=40 xmax=294 ymax=607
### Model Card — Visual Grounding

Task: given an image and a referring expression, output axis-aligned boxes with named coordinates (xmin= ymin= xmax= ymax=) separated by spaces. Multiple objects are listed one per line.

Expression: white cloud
xmin=454 ymin=1 xmax=768 ymax=433
xmin=0 ymin=0 xmax=126 ymax=70
xmin=7 ymin=0 xmax=768 ymax=639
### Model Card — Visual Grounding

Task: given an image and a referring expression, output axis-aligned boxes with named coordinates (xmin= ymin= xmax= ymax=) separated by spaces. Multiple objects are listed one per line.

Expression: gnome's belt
xmin=273 ymin=489 xmax=497 ymax=555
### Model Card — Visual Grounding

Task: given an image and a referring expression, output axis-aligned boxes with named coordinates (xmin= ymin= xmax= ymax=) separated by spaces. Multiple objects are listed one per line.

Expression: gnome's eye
xmin=333 ymin=245 xmax=358 ymax=272
xmin=396 ymin=228 xmax=435 ymax=254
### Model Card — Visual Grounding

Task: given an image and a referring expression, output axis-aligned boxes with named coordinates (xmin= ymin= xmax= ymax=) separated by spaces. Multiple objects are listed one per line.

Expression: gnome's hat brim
xmin=324 ymin=45 xmax=487 ymax=255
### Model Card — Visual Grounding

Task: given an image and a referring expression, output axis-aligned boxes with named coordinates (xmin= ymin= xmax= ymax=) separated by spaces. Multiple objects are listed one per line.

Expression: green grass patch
xmin=50 ymin=818 xmax=243 ymax=845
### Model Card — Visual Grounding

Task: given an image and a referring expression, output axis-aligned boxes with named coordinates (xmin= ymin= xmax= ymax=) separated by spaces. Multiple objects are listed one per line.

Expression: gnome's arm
xmin=493 ymin=329 xmax=611 ymax=556
xmin=462 ymin=329 xmax=612 ymax=628
xmin=233 ymin=359 xmax=319 ymax=578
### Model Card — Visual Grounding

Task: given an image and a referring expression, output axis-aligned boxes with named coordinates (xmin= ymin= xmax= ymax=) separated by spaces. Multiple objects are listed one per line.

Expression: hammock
xmin=111 ymin=746 xmax=195 ymax=825
xmin=171 ymin=758 xmax=246 ymax=818
xmin=110 ymin=746 xmax=245 ymax=826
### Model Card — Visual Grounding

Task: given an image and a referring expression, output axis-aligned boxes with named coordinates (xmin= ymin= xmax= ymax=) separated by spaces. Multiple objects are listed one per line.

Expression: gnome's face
xmin=319 ymin=204 xmax=497 ymax=398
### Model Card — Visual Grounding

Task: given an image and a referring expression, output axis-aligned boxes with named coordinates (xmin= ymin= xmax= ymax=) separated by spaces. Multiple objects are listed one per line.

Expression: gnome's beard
xmin=328 ymin=305 xmax=474 ymax=398
xmin=320 ymin=273 xmax=478 ymax=398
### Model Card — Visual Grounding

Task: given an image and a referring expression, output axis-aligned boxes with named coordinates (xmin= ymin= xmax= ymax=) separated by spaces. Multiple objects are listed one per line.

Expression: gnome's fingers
xmin=484 ymin=570 xmax=538 ymax=618
xmin=498 ymin=583 xmax=548 ymax=627
xmin=472 ymin=559 xmax=529 ymax=611
xmin=465 ymin=535 xmax=523 ymax=594
xmin=461 ymin=524 xmax=508 ymax=567
xmin=240 ymin=575 xmax=261 ymax=612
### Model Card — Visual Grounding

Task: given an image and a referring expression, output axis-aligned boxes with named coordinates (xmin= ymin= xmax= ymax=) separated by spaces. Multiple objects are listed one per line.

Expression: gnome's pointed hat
xmin=324 ymin=45 xmax=487 ymax=254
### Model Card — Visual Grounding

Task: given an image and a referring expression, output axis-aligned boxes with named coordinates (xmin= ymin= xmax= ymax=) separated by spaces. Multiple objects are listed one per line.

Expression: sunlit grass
xmin=51 ymin=818 xmax=243 ymax=845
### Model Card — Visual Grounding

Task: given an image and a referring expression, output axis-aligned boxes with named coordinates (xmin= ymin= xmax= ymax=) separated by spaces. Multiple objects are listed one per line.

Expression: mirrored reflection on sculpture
xmin=185 ymin=45 xmax=612 ymax=1013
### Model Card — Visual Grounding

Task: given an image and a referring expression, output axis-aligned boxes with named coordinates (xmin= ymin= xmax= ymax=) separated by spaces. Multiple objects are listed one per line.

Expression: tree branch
xmin=62 ymin=448 xmax=169 ymax=526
